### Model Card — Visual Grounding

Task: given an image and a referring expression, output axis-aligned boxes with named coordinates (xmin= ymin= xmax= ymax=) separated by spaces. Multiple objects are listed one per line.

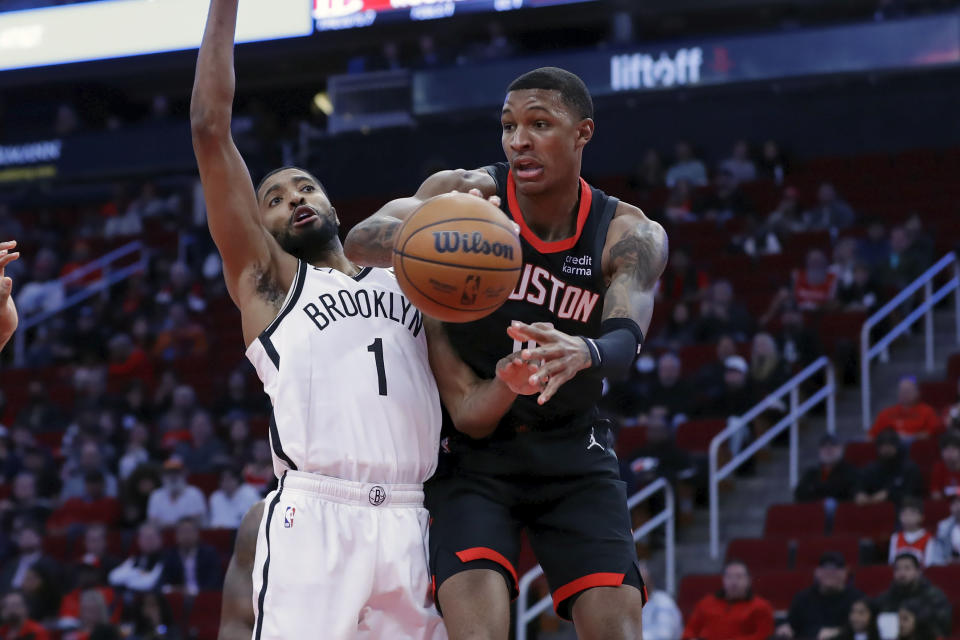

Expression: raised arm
xmin=190 ymin=0 xmax=294 ymax=312
xmin=507 ymin=205 xmax=668 ymax=405
xmin=344 ymin=169 xmax=496 ymax=267
xmin=424 ymin=318 xmax=538 ymax=439
xmin=0 ymin=240 xmax=20 ymax=353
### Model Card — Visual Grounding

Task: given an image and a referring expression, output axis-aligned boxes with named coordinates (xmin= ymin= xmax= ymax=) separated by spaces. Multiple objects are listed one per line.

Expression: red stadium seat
xmin=677 ymin=574 xmax=722 ymax=619
xmin=844 ymin=441 xmax=877 ymax=467
xmin=817 ymin=312 xmax=867 ymax=357
xmin=189 ymin=473 xmax=220 ymax=497
xmin=947 ymin=353 xmax=960 ymax=381
xmin=925 ymin=565 xmax=960 ymax=604
xmin=678 ymin=344 xmax=720 ymax=377
xmin=909 ymin=437 xmax=940 ymax=468
xmin=188 ymin=591 xmax=222 ymax=640
xmin=675 ymin=419 xmax=727 ymax=453
xmin=614 ymin=426 xmax=647 ymax=460
xmin=201 ymin=528 xmax=236 ymax=558
xmin=165 ymin=592 xmax=185 ymax=628
xmin=919 ymin=380 xmax=956 ymax=410
xmin=852 ymin=565 xmax=892 ymax=597
xmin=794 ymin=535 xmax=863 ymax=569
xmin=753 ymin=570 xmax=812 ymax=611
xmin=924 ymin=499 xmax=951 ymax=530
xmin=725 ymin=538 xmax=790 ymax=573
xmin=764 ymin=503 xmax=826 ymax=538
xmin=833 ymin=503 xmax=896 ymax=539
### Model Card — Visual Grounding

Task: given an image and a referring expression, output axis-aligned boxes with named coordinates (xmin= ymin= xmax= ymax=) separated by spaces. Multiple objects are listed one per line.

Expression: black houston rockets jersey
xmin=443 ymin=162 xmax=619 ymax=431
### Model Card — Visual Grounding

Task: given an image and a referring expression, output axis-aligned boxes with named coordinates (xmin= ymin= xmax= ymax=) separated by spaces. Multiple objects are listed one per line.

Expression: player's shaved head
xmin=507 ymin=67 xmax=594 ymax=121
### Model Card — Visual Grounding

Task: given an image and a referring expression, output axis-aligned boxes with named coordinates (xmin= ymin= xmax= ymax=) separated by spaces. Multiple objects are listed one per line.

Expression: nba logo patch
xmin=283 ymin=506 xmax=296 ymax=528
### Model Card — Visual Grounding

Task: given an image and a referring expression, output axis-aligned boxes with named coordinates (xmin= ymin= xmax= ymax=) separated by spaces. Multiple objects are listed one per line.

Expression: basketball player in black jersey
xmin=345 ymin=67 xmax=667 ymax=640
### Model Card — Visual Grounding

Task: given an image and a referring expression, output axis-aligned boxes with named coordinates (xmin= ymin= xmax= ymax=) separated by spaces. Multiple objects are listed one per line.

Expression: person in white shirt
xmin=639 ymin=563 xmax=683 ymax=640
xmin=665 ymin=141 xmax=708 ymax=187
xmin=107 ymin=522 xmax=170 ymax=592
xmin=146 ymin=457 xmax=207 ymax=527
xmin=208 ymin=465 xmax=261 ymax=529
xmin=934 ymin=495 xmax=960 ymax=564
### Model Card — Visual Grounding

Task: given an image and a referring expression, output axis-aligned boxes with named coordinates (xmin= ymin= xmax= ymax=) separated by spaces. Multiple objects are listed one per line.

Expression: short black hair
xmin=255 ymin=166 xmax=328 ymax=198
xmin=900 ymin=496 xmax=923 ymax=514
xmin=507 ymin=67 xmax=594 ymax=120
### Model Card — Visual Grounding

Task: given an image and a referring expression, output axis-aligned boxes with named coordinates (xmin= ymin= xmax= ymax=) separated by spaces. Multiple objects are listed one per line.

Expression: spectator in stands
xmin=653 ymin=303 xmax=698 ymax=351
xmin=59 ymin=240 xmax=100 ymax=291
xmin=146 ymin=458 xmax=206 ymax=527
xmin=837 ymin=262 xmax=881 ymax=313
xmin=58 ymin=560 xmax=120 ymax=633
xmin=700 ymin=168 xmax=754 ymax=223
xmin=830 ymin=238 xmax=858 ymax=285
xmin=0 ymin=239 xmax=17 ymax=353
xmin=659 ymin=247 xmax=709 ymax=305
xmin=225 ymin=417 xmax=252 ymax=462
xmin=208 ymin=465 xmax=261 ymax=529
xmin=764 ymin=186 xmax=805 ymax=238
xmin=151 ymin=303 xmax=208 ymax=362
xmin=106 ymin=334 xmax=154 ymax=390
xmin=695 ymin=280 xmax=755 ymax=343
xmin=869 ymin=377 xmax=942 ymax=440
xmin=856 ymin=428 xmax=924 ymax=507
xmin=127 ymin=591 xmax=181 ymax=640
xmin=174 ymin=411 xmax=226 ymax=474
xmin=120 ymin=464 xmax=161 ymax=529
xmin=61 ymin=441 xmax=119 ymax=501
xmin=20 ymin=447 xmax=60 ymax=501
xmin=666 ymin=141 xmax=708 ymax=188
xmin=0 ymin=429 xmax=21 ymax=484
xmin=831 ymin=598 xmax=879 ymax=640
xmin=795 ymin=434 xmax=860 ymax=504
xmin=682 ymin=560 xmax=774 ymax=640
xmin=875 ymin=553 xmax=951 ymax=638
xmin=720 ymin=140 xmax=757 ymax=184
xmin=0 ymin=521 xmax=60 ymax=592
xmin=664 ymin=179 xmax=697 ymax=224
xmin=15 ymin=381 xmax=65 ymax=433
xmin=695 ymin=335 xmax=738 ymax=394
xmin=21 ymin=563 xmax=60 ymax=623
xmin=750 ymin=333 xmax=790 ymax=403
xmin=117 ymin=422 xmax=150 ymax=481
xmin=776 ymin=552 xmax=863 ymax=640
xmin=160 ymin=517 xmax=222 ymax=594
xmin=930 ymin=432 xmax=960 ymax=499
xmin=857 ymin=219 xmax=890 ymax=270
xmin=883 ymin=227 xmax=929 ymax=291
xmin=63 ymin=589 xmax=120 ymax=640
xmin=732 ymin=214 xmax=782 ymax=257
xmin=48 ymin=471 xmax=121 ymax=534
xmin=895 ymin=599 xmax=937 ymax=640
xmin=701 ymin=355 xmax=756 ymax=421
xmin=903 ymin=214 xmax=934 ymax=272
xmin=793 ymin=249 xmax=838 ymax=311
xmin=640 ymin=353 xmax=692 ymax=426
xmin=159 ymin=384 xmax=198 ymax=448
xmin=802 ymin=183 xmax=855 ymax=233
xmin=629 ymin=148 xmax=665 ymax=193
xmin=627 ymin=413 xmax=695 ymax=489
xmin=108 ymin=522 xmax=169 ymax=593
xmin=639 ymin=563 xmax=683 ymax=640
xmin=888 ymin=498 xmax=937 ymax=566
xmin=945 ymin=378 xmax=960 ymax=433
xmin=15 ymin=248 xmax=64 ymax=317
xmin=243 ymin=441 xmax=274 ymax=492
xmin=77 ymin=523 xmax=121 ymax=575
xmin=0 ymin=472 xmax=51 ymax=535
xmin=757 ymin=140 xmax=788 ymax=184
xmin=933 ymin=494 xmax=960 ymax=563
xmin=0 ymin=590 xmax=49 ymax=640
xmin=154 ymin=262 xmax=205 ymax=314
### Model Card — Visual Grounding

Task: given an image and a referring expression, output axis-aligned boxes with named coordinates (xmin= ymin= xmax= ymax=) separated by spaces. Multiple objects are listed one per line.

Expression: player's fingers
xmin=508 ymin=322 xmax=552 ymax=343
xmin=0 ymin=277 xmax=11 ymax=302
xmin=488 ymin=195 xmax=502 ymax=207
xmin=520 ymin=345 xmax=562 ymax=362
xmin=467 ymin=188 xmax=483 ymax=198
xmin=537 ymin=371 xmax=571 ymax=405
xmin=529 ymin=358 xmax=569 ymax=383
xmin=0 ymin=241 xmax=15 ymax=251
xmin=0 ymin=252 xmax=20 ymax=269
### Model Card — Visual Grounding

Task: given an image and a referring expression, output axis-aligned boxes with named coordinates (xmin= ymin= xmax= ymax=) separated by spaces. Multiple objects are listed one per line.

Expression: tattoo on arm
xmin=351 ymin=217 xmax=399 ymax=255
xmin=608 ymin=224 xmax=669 ymax=290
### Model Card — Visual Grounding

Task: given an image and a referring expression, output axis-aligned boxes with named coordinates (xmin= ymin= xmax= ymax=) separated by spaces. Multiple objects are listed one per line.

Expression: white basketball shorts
xmin=251 ymin=471 xmax=447 ymax=640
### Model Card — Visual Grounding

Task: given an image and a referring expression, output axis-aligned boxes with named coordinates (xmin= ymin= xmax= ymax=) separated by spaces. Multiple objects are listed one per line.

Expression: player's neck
xmin=309 ymin=251 xmax=359 ymax=276
xmin=514 ymin=175 xmax=581 ymax=243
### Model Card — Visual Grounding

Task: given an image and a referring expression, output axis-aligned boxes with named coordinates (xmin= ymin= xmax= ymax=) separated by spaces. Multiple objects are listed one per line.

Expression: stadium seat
xmin=947 ymin=353 xmax=960 ymax=381
xmin=843 ymin=441 xmax=877 ymax=467
xmin=763 ymin=503 xmax=826 ymax=538
xmin=677 ymin=574 xmax=722 ymax=619
xmin=833 ymin=502 xmax=896 ymax=539
xmin=794 ymin=535 xmax=864 ymax=569
xmin=924 ymin=499 xmax=950 ymax=529
xmin=189 ymin=473 xmax=221 ymax=497
xmin=675 ymin=419 xmax=727 ymax=453
xmin=919 ymin=380 xmax=956 ymax=409
xmin=925 ymin=565 xmax=960 ymax=604
xmin=201 ymin=528 xmax=237 ymax=558
xmin=817 ymin=311 xmax=867 ymax=357
xmin=852 ymin=565 xmax=892 ymax=597
xmin=725 ymin=538 xmax=790 ymax=573
xmin=188 ymin=591 xmax=222 ymax=639
xmin=909 ymin=437 xmax=940 ymax=468
xmin=753 ymin=570 xmax=811 ymax=611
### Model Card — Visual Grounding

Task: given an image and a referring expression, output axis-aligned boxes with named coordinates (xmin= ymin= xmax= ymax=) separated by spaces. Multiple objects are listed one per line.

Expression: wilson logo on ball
xmin=432 ymin=231 xmax=515 ymax=260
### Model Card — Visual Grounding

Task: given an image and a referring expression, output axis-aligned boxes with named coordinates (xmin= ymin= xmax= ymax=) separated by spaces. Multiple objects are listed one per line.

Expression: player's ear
xmin=331 ymin=206 xmax=340 ymax=226
xmin=575 ymin=118 xmax=594 ymax=149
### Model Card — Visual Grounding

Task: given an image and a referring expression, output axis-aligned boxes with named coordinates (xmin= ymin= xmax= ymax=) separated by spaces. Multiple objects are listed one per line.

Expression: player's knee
xmin=437 ymin=569 xmax=511 ymax=640
xmin=572 ymin=586 xmax=644 ymax=640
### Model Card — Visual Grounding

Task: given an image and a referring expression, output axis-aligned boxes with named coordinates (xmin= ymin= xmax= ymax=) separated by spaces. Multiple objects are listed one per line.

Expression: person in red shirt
xmin=870 ymin=377 xmax=942 ymax=440
xmin=683 ymin=560 xmax=775 ymax=640
xmin=930 ymin=433 xmax=960 ymax=500
xmin=0 ymin=590 xmax=48 ymax=640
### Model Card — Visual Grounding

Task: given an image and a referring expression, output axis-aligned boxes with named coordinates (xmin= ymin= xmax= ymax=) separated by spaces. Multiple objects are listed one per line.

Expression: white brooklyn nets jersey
xmin=245 ymin=261 xmax=442 ymax=485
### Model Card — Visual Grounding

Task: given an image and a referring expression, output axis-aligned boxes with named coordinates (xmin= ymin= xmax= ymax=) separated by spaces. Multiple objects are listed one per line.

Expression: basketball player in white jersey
xmin=191 ymin=2 xmax=536 ymax=637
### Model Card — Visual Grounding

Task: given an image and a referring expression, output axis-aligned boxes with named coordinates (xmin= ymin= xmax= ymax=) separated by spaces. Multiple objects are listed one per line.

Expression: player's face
xmin=258 ymin=169 xmax=340 ymax=260
xmin=501 ymin=89 xmax=593 ymax=196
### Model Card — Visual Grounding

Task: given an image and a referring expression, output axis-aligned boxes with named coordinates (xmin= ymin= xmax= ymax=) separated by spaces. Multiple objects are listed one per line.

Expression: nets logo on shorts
xmin=368 ymin=486 xmax=386 ymax=506
xmin=283 ymin=506 xmax=296 ymax=528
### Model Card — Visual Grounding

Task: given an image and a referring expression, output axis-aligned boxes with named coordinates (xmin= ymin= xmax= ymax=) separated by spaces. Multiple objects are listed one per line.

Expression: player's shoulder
xmin=609 ymin=201 xmax=667 ymax=242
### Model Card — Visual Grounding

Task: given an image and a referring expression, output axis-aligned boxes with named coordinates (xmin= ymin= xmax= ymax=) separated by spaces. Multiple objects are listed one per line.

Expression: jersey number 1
xmin=367 ymin=338 xmax=388 ymax=396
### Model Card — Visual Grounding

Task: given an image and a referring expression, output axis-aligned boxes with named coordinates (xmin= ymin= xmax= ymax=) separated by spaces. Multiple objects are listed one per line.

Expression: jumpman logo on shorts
xmin=587 ymin=427 xmax=605 ymax=451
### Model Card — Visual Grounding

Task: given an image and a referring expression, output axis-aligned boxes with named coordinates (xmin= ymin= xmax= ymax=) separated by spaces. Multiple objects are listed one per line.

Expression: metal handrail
xmin=709 ymin=356 xmax=836 ymax=558
xmin=12 ymin=241 xmax=148 ymax=366
xmin=514 ymin=477 xmax=675 ymax=640
xmin=860 ymin=252 xmax=960 ymax=431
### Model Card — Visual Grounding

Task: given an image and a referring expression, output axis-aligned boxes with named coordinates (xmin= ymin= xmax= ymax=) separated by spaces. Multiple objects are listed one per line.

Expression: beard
xmin=276 ymin=215 xmax=340 ymax=263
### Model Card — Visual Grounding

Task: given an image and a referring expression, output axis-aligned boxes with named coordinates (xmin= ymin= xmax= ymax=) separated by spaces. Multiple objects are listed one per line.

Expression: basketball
xmin=392 ymin=192 xmax=523 ymax=322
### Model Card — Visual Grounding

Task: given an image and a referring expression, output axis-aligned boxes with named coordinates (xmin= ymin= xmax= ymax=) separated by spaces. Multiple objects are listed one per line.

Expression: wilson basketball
xmin=392 ymin=192 xmax=522 ymax=322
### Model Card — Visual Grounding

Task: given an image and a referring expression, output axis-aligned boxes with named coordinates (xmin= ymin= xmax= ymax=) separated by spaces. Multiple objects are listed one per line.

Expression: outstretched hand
xmin=505 ymin=321 xmax=592 ymax=405
xmin=0 ymin=240 xmax=21 ymax=350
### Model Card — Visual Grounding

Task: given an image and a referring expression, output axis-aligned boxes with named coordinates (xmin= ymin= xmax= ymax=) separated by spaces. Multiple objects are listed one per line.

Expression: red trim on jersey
xmin=455 ymin=547 xmax=519 ymax=587
xmin=551 ymin=572 xmax=625 ymax=612
xmin=506 ymin=170 xmax=593 ymax=254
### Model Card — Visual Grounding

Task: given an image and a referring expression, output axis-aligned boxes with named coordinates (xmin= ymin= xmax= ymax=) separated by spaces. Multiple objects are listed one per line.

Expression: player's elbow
xmin=190 ymin=104 xmax=231 ymax=142
xmin=450 ymin=414 xmax=498 ymax=440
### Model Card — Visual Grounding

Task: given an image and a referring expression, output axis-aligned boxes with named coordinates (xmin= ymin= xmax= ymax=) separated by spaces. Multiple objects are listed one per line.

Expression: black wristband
xmin=600 ymin=318 xmax=645 ymax=354
xmin=579 ymin=318 xmax=645 ymax=381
